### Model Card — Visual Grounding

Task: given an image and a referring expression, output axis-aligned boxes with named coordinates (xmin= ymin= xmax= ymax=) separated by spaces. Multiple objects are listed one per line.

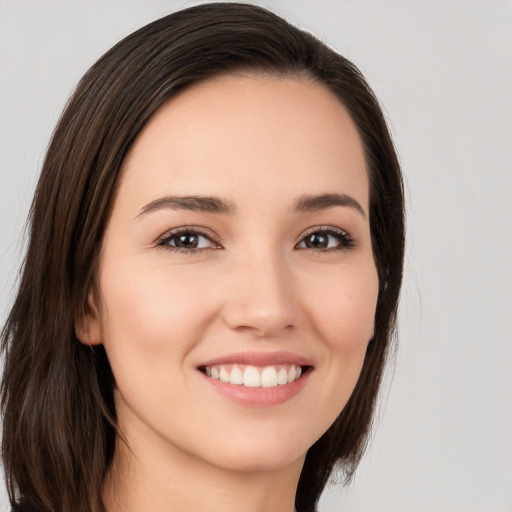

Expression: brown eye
xmin=174 ymin=233 xmax=200 ymax=249
xmin=303 ymin=232 xmax=329 ymax=249
xmin=296 ymin=228 xmax=354 ymax=251
xmin=157 ymin=228 xmax=220 ymax=252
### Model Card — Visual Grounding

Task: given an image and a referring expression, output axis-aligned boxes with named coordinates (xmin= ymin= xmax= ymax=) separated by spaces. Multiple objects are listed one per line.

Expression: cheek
xmin=97 ymin=258 xmax=221 ymax=373
xmin=307 ymin=261 xmax=379 ymax=348
xmin=302 ymin=259 xmax=379 ymax=407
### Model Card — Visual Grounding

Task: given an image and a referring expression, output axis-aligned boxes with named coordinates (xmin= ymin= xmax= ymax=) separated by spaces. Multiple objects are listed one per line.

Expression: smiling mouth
xmin=198 ymin=364 xmax=311 ymax=388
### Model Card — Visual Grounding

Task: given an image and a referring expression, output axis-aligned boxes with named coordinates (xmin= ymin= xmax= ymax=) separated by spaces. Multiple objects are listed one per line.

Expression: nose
xmin=222 ymin=252 xmax=296 ymax=338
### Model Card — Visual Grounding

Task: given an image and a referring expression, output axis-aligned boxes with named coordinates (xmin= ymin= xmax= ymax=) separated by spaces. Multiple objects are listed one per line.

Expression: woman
xmin=1 ymin=3 xmax=404 ymax=512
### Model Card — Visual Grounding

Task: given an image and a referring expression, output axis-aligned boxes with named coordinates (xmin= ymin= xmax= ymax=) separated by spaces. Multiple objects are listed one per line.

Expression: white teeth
xmin=261 ymin=367 xmax=277 ymax=387
xmin=204 ymin=364 xmax=304 ymax=388
xmin=277 ymin=368 xmax=288 ymax=385
xmin=219 ymin=367 xmax=230 ymax=383
xmin=229 ymin=366 xmax=244 ymax=385
xmin=243 ymin=366 xmax=261 ymax=387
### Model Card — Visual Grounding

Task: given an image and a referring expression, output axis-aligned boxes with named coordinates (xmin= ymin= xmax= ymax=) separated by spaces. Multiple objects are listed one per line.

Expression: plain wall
xmin=1 ymin=1 xmax=511 ymax=510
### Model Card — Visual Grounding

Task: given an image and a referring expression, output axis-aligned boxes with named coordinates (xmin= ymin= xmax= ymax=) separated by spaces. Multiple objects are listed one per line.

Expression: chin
xmin=196 ymin=428 xmax=313 ymax=474
xmin=212 ymin=449 xmax=306 ymax=474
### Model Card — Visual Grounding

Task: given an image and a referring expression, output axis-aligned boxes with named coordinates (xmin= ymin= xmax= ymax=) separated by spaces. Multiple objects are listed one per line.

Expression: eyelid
xmin=295 ymin=225 xmax=355 ymax=250
xmin=154 ymin=224 xmax=355 ymax=253
xmin=155 ymin=225 xmax=222 ymax=250
xmin=299 ymin=225 xmax=350 ymax=239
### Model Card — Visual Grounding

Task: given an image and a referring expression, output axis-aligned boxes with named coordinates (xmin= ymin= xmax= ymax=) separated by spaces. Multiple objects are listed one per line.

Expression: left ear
xmin=75 ymin=290 xmax=103 ymax=346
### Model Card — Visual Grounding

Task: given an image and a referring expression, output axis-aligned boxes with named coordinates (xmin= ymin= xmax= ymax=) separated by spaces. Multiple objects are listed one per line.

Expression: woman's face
xmin=79 ymin=74 xmax=378 ymax=473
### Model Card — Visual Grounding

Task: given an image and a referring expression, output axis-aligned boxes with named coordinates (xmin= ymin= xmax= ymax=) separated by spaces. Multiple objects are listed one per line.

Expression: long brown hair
xmin=1 ymin=3 xmax=404 ymax=512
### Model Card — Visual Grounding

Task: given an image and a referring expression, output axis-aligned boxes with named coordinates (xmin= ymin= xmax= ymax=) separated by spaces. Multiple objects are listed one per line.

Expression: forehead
xmin=118 ymin=73 xmax=369 ymax=212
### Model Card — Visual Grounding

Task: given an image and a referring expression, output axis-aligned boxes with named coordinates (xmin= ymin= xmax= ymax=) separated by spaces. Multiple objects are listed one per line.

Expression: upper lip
xmin=198 ymin=350 xmax=313 ymax=368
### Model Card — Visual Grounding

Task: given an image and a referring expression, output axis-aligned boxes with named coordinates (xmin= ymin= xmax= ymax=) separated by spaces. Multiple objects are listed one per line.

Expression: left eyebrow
xmin=293 ymin=193 xmax=367 ymax=218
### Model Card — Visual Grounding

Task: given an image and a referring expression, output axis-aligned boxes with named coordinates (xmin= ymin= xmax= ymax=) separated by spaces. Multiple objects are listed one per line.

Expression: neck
xmin=103 ymin=427 xmax=303 ymax=512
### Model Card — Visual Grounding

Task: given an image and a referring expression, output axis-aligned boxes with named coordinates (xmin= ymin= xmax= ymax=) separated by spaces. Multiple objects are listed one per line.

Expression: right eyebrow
xmin=136 ymin=195 xmax=237 ymax=218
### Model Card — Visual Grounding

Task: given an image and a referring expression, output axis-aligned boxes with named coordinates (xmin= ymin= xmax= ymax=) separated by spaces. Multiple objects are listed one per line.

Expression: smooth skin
xmin=76 ymin=74 xmax=379 ymax=512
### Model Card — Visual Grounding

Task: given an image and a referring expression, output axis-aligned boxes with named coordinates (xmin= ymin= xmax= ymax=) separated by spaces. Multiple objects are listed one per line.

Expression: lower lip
xmin=199 ymin=370 xmax=311 ymax=406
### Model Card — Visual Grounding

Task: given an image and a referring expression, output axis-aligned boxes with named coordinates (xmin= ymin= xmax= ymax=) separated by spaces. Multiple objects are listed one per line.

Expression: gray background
xmin=1 ymin=1 xmax=511 ymax=510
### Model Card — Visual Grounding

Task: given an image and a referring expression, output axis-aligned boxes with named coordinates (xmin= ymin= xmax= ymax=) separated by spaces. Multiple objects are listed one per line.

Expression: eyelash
xmin=156 ymin=225 xmax=355 ymax=254
xmin=297 ymin=226 xmax=355 ymax=252
xmin=156 ymin=226 xmax=221 ymax=253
